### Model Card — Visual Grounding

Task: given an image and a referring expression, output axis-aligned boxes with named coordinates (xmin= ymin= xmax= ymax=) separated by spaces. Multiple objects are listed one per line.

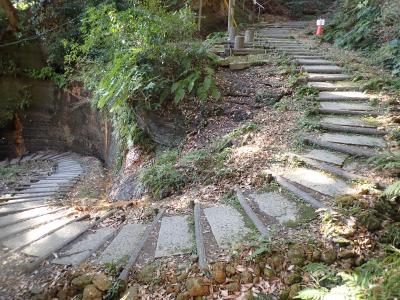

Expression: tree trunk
xmin=0 ymin=0 xmax=18 ymax=31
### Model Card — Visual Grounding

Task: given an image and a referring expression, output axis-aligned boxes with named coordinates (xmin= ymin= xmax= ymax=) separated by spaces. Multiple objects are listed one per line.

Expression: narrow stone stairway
xmin=256 ymin=21 xmax=387 ymax=208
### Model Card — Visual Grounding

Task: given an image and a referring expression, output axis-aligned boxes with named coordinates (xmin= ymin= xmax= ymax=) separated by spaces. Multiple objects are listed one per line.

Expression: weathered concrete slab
xmin=3 ymin=217 xmax=74 ymax=249
xmin=318 ymin=91 xmax=370 ymax=101
xmin=249 ymin=192 xmax=298 ymax=223
xmin=0 ymin=202 xmax=46 ymax=215
xmin=23 ymin=221 xmax=90 ymax=256
xmin=296 ymin=59 xmax=334 ymax=65
xmin=306 ymin=73 xmax=351 ymax=82
xmin=308 ymin=82 xmax=359 ymax=91
xmin=293 ymin=55 xmax=326 ymax=59
xmin=320 ymin=133 xmax=386 ymax=148
xmin=283 ymin=167 xmax=354 ymax=197
xmin=302 ymin=65 xmax=343 ymax=74
xmin=0 ymin=206 xmax=56 ymax=227
xmin=204 ymin=206 xmax=251 ymax=248
xmin=320 ymin=102 xmax=374 ymax=112
xmin=155 ymin=215 xmax=194 ymax=257
xmin=52 ymin=227 xmax=115 ymax=265
xmin=0 ymin=210 xmax=67 ymax=240
xmin=304 ymin=149 xmax=348 ymax=166
xmin=97 ymin=223 xmax=147 ymax=265
xmin=320 ymin=116 xmax=376 ymax=128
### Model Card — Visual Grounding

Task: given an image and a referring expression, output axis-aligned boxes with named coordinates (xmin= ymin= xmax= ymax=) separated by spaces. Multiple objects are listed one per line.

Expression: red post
xmin=316 ymin=19 xmax=325 ymax=36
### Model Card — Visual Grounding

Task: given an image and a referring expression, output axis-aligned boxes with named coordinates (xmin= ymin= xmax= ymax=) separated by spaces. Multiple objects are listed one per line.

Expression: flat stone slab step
xmin=306 ymin=74 xmax=352 ymax=82
xmin=308 ymin=82 xmax=359 ymax=91
xmin=282 ymin=167 xmax=354 ymax=197
xmin=155 ymin=215 xmax=194 ymax=258
xmin=296 ymin=59 xmax=334 ymax=66
xmin=320 ymin=102 xmax=375 ymax=112
xmin=97 ymin=223 xmax=147 ymax=265
xmin=204 ymin=206 xmax=251 ymax=249
xmin=293 ymin=55 xmax=326 ymax=59
xmin=0 ymin=210 xmax=69 ymax=240
xmin=304 ymin=149 xmax=348 ymax=166
xmin=23 ymin=221 xmax=90 ymax=256
xmin=302 ymin=65 xmax=343 ymax=74
xmin=0 ymin=202 xmax=47 ymax=216
xmin=248 ymin=192 xmax=299 ymax=223
xmin=52 ymin=227 xmax=116 ymax=265
xmin=320 ymin=133 xmax=386 ymax=148
xmin=320 ymin=116 xmax=377 ymax=128
xmin=2 ymin=216 xmax=76 ymax=249
xmin=0 ymin=206 xmax=61 ymax=227
xmin=318 ymin=91 xmax=371 ymax=101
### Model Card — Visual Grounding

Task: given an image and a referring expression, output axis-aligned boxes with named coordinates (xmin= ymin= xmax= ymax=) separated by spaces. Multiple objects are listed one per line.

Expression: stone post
xmin=234 ymin=36 xmax=245 ymax=49
xmin=228 ymin=26 xmax=236 ymax=42
xmin=244 ymin=29 xmax=255 ymax=43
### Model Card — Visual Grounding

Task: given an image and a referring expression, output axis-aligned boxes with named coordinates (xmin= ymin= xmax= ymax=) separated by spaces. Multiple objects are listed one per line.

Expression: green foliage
xmin=380 ymin=223 xmax=400 ymax=248
xmin=383 ymin=181 xmax=400 ymax=199
xmin=139 ymin=150 xmax=186 ymax=199
xmin=66 ymin=1 xmax=219 ymax=112
xmin=28 ymin=66 xmax=67 ymax=88
xmin=324 ymin=0 xmax=400 ymax=75
xmin=368 ymin=151 xmax=400 ymax=171
xmin=0 ymin=85 xmax=31 ymax=129
xmin=0 ymin=165 xmax=24 ymax=180
xmin=105 ymin=280 xmax=123 ymax=299
xmin=297 ymin=246 xmax=400 ymax=300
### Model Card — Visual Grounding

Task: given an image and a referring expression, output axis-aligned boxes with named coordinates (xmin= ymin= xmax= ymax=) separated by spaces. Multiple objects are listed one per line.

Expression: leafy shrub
xmin=324 ymin=0 xmax=400 ymax=75
xmin=66 ymin=1 xmax=220 ymax=112
xmin=139 ymin=150 xmax=186 ymax=199
xmin=297 ymin=246 xmax=400 ymax=300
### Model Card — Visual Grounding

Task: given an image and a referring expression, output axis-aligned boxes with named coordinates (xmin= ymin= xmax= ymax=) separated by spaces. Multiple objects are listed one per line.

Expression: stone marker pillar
xmin=228 ymin=26 xmax=236 ymax=42
xmin=234 ymin=36 xmax=245 ymax=49
xmin=244 ymin=29 xmax=255 ymax=43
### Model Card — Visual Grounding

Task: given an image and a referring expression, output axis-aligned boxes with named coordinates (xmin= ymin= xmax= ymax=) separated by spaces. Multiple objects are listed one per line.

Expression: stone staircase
xmin=0 ymin=22 xmax=391 ymax=287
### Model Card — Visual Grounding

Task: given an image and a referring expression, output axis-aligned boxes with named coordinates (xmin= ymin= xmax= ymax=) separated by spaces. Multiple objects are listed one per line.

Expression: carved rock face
xmin=135 ymin=106 xmax=186 ymax=147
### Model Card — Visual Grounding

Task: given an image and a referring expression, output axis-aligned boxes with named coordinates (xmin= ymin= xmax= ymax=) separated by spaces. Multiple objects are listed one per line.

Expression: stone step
xmin=320 ymin=123 xmax=386 ymax=136
xmin=296 ymin=59 xmax=334 ymax=66
xmin=302 ymin=135 xmax=378 ymax=158
xmin=308 ymin=82 xmax=359 ymax=91
xmin=320 ymin=133 xmax=386 ymax=148
xmin=302 ymin=65 xmax=343 ymax=74
xmin=275 ymin=175 xmax=328 ymax=209
xmin=97 ymin=223 xmax=147 ymax=265
xmin=282 ymin=167 xmax=354 ymax=198
xmin=320 ymin=116 xmax=377 ymax=128
xmin=203 ymin=206 xmax=251 ymax=249
xmin=0 ymin=210 xmax=70 ymax=240
xmin=23 ymin=221 xmax=90 ymax=257
xmin=248 ymin=191 xmax=301 ymax=224
xmin=0 ymin=206 xmax=63 ymax=228
xmin=2 ymin=215 xmax=77 ymax=249
xmin=0 ymin=202 xmax=47 ymax=216
xmin=294 ymin=154 xmax=370 ymax=183
xmin=306 ymin=74 xmax=352 ymax=82
xmin=155 ymin=215 xmax=194 ymax=258
xmin=0 ymin=193 xmax=59 ymax=202
xmin=319 ymin=102 xmax=375 ymax=113
xmin=318 ymin=91 xmax=371 ymax=101
xmin=293 ymin=55 xmax=326 ymax=60
xmin=284 ymin=51 xmax=317 ymax=56
xmin=52 ymin=227 xmax=116 ymax=266
xmin=303 ymin=149 xmax=348 ymax=166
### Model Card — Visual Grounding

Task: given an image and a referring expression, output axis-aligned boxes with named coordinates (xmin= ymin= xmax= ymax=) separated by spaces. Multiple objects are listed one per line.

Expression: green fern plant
xmin=383 ymin=181 xmax=400 ymax=199
xmin=368 ymin=151 xmax=400 ymax=171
